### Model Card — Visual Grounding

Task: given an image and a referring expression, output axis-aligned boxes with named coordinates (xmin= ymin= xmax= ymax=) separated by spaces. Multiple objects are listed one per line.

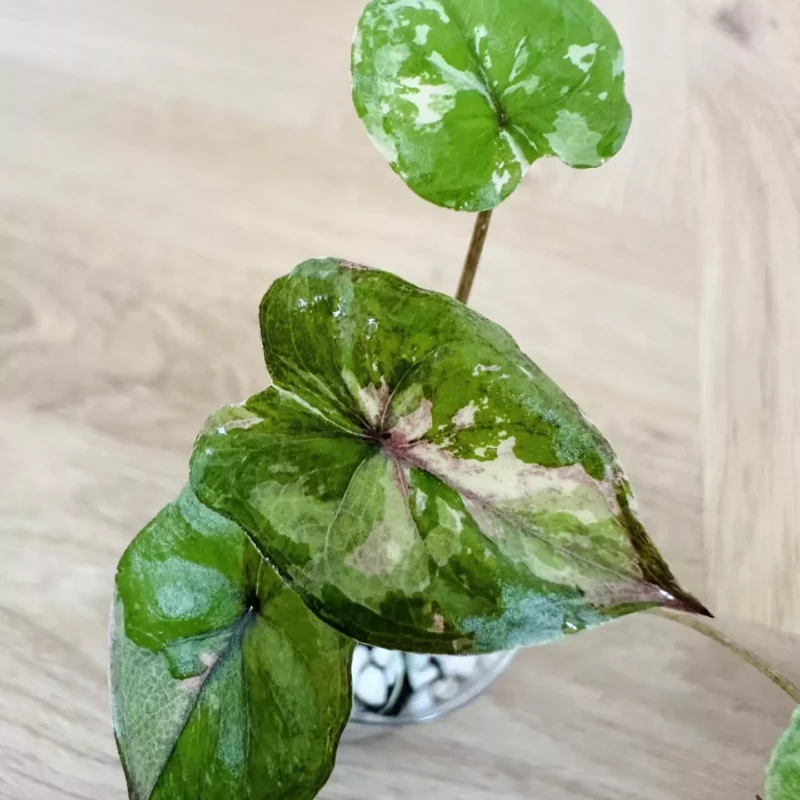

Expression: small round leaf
xmin=352 ymin=0 xmax=632 ymax=211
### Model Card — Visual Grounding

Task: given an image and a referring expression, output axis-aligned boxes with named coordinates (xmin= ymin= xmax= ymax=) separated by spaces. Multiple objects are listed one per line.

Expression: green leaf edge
xmin=766 ymin=705 xmax=800 ymax=800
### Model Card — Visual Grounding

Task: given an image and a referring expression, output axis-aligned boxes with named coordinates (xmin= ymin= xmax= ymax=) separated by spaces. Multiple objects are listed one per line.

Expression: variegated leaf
xmin=191 ymin=258 xmax=707 ymax=655
xmin=351 ymin=0 xmax=631 ymax=211
xmin=766 ymin=706 xmax=800 ymax=800
xmin=111 ymin=486 xmax=354 ymax=800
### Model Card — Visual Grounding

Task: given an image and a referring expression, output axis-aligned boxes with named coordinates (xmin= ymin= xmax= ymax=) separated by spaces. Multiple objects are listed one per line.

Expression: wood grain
xmin=1 ymin=0 xmax=798 ymax=797
xmin=693 ymin=0 xmax=800 ymax=635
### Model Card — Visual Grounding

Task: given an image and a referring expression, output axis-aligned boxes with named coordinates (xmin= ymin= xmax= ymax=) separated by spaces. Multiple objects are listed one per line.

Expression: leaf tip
xmin=662 ymin=590 xmax=713 ymax=619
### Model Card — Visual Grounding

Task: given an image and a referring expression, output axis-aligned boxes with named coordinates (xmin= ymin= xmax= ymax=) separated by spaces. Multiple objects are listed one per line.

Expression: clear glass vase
xmin=344 ymin=644 xmax=515 ymax=735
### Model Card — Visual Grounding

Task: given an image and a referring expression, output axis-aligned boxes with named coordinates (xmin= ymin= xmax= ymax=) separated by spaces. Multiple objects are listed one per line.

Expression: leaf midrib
xmin=399 ymin=441 xmax=655 ymax=592
xmin=148 ymin=609 xmax=256 ymax=798
xmin=438 ymin=0 xmax=506 ymax=126
xmin=431 ymin=0 xmax=611 ymax=143
xmin=279 ymin=383 xmax=651 ymax=598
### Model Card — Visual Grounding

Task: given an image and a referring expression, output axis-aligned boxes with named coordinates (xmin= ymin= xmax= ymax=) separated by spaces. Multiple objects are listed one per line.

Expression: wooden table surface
xmin=2 ymin=0 xmax=799 ymax=797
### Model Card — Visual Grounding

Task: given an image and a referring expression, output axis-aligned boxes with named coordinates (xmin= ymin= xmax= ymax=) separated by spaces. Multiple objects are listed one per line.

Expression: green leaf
xmin=110 ymin=486 xmax=355 ymax=800
xmin=190 ymin=258 xmax=707 ymax=655
xmin=352 ymin=0 xmax=631 ymax=211
xmin=766 ymin=706 xmax=800 ymax=800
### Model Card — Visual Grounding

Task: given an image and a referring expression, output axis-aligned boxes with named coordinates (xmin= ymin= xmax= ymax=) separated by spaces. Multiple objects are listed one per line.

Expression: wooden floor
xmin=1 ymin=0 xmax=799 ymax=797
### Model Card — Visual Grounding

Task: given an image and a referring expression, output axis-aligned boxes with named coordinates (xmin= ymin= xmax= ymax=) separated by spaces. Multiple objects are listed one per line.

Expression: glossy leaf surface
xmin=766 ymin=706 xmax=800 ymax=800
xmin=111 ymin=486 xmax=354 ymax=800
xmin=352 ymin=0 xmax=631 ymax=211
xmin=190 ymin=258 xmax=706 ymax=655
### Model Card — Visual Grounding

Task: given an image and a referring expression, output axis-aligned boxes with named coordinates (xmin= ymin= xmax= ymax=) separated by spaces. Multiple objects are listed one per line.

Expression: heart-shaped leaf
xmin=766 ymin=706 xmax=800 ymax=799
xmin=110 ymin=486 xmax=354 ymax=800
xmin=352 ymin=0 xmax=631 ymax=211
xmin=190 ymin=258 xmax=707 ymax=655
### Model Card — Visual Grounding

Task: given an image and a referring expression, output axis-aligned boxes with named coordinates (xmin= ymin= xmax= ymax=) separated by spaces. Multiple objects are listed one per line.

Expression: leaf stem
xmin=455 ymin=210 xmax=493 ymax=304
xmin=651 ymin=609 xmax=800 ymax=704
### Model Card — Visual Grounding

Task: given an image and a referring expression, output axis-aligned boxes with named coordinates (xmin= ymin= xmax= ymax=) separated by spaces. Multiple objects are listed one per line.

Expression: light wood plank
xmin=694 ymin=0 xmax=800 ymax=635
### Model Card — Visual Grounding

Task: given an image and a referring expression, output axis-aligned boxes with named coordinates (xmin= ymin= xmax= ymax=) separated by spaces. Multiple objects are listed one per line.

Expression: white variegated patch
xmin=343 ymin=369 xmax=390 ymax=425
xmin=612 ymin=48 xmax=625 ymax=77
xmin=503 ymin=74 xmax=540 ymax=97
xmin=427 ymin=51 xmax=493 ymax=104
xmin=347 ymin=520 xmax=406 ymax=575
xmin=451 ymin=401 xmax=478 ymax=429
xmin=499 ymin=128 xmax=530 ymax=171
xmin=390 ymin=398 xmax=433 ymax=441
xmin=492 ymin=169 xmax=512 ymax=192
xmin=564 ymin=43 xmax=599 ymax=72
xmin=508 ymin=38 xmax=529 ymax=83
xmin=398 ymin=76 xmax=457 ymax=126
xmin=544 ymin=110 xmax=604 ymax=167
xmin=378 ymin=0 xmax=450 ymax=31
xmin=409 ymin=435 xmax=619 ymax=516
